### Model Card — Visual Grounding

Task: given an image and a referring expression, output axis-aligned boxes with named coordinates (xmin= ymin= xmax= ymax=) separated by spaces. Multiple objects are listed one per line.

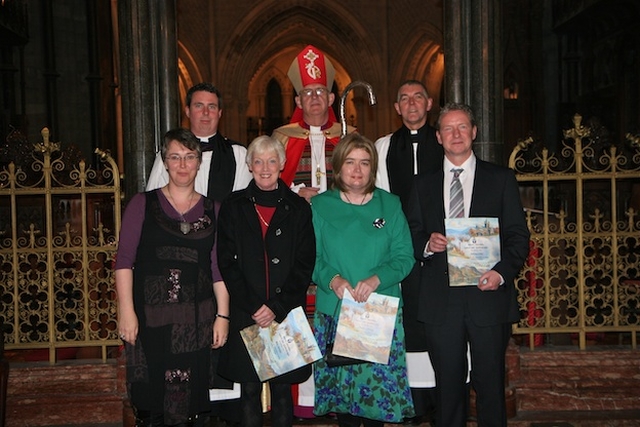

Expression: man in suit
xmin=406 ymin=102 xmax=530 ymax=427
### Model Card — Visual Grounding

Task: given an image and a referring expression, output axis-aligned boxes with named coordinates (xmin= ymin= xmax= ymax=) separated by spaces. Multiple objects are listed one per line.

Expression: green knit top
xmin=311 ymin=188 xmax=415 ymax=316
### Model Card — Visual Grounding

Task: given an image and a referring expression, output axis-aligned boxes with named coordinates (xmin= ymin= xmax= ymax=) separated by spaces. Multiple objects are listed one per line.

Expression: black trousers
xmin=424 ymin=291 xmax=511 ymax=427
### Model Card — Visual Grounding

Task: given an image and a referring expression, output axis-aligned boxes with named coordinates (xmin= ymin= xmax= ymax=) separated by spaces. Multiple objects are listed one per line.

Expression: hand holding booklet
xmin=240 ymin=306 xmax=321 ymax=381
xmin=331 ymin=291 xmax=399 ymax=365
xmin=445 ymin=217 xmax=501 ymax=287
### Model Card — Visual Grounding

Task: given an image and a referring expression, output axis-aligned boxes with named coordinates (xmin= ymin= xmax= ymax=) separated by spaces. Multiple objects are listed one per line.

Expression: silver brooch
xmin=373 ymin=218 xmax=386 ymax=229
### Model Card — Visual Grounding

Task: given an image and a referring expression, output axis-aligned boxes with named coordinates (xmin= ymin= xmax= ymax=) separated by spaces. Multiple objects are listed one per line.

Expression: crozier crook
xmin=340 ymin=80 xmax=377 ymax=137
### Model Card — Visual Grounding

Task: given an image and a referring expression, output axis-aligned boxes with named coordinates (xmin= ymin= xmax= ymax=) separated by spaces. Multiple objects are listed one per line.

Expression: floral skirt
xmin=313 ymin=309 xmax=415 ymax=423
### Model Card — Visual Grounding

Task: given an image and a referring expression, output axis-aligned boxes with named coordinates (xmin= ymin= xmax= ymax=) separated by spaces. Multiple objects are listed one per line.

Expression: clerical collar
xmin=199 ymin=133 xmax=217 ymax=142
xmin=410 ymin=129 xmax=418 ymax=135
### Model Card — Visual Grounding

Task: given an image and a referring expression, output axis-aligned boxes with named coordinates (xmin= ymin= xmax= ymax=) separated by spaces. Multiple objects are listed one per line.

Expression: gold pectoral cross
xmin=316 ymin=166 xmax=323 ymax=186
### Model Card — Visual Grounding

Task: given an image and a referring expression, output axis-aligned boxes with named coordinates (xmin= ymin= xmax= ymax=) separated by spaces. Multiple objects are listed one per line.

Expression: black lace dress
xmin=125 ymin=191 xmax=216 ymax=425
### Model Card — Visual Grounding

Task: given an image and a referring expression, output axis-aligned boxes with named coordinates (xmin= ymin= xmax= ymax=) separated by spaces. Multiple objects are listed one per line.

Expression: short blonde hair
xmin=331 ymin=133 xmax=378 ymax=194
xmin=436 ymin=102 xmax=476 ymax=130
xmin=246 ymin=135 xmax=286 ymax=167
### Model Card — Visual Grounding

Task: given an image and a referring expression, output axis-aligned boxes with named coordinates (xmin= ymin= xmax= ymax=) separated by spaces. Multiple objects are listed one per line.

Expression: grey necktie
xmin=449 ymin=168 xmax=464 ymax=218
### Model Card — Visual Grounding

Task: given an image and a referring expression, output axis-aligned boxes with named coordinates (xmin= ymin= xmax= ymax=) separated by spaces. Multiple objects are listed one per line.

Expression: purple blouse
xmin=114 ymin=189 xmax=222 ymax=283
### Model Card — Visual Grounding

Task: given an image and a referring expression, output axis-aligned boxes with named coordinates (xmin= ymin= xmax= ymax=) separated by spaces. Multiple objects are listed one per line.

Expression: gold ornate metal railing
xmin=2 ymin=116 xmax=638 ymax=362
xmin=0 ymin=128 xmax=122 ymax=363
xmin=510 ymin=114 xmax=640 ymax=350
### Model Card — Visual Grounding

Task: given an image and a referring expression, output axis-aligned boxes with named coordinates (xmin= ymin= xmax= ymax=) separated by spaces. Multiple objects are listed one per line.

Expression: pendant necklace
xmin=254 ymin=204 xmax=270 ymax=228
xmin=179 ymin=219 xmax=191 ymax=235
xmin=343 ymin=192 xmax=368 ymax=205
xmin=166 ymin=187 xmax=195 ymax=234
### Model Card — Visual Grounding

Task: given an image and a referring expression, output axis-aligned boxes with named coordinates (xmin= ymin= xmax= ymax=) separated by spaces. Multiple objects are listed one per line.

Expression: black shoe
xmin=402 ymin=416 xmax=423 ymax=425
xmin=135 ymin=410 xmax=164 ymax=427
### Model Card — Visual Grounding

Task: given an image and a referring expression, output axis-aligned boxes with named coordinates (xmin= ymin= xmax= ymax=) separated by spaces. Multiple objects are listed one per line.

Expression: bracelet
xmin=329 ymin=273 xmax=340 ymax=290
xmin=215 ymin=314 xmax=231 ymax=321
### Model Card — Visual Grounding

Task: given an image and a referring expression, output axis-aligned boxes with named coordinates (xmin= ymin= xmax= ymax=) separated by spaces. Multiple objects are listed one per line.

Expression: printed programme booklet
xmin=332 ymin=291 xmax=399 ymax=365
xmin=240 ymin=306 xmax=321 ymax=381
xmin=445 ymin=217 xmax=501 ymax=287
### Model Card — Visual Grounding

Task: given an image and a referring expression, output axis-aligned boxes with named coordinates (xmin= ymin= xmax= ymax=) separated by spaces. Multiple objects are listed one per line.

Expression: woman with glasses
xmin=115 ymin=128 xmax=230 ymax=426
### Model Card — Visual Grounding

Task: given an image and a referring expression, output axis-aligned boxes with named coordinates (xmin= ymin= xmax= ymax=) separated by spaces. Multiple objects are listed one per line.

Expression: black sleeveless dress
xmin=126 ymin=191 xmax=216 ymax=425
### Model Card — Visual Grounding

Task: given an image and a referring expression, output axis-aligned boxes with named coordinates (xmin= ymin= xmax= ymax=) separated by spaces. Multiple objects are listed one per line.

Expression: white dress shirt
xmin=443 ymin=154 xmax=476 ymax=219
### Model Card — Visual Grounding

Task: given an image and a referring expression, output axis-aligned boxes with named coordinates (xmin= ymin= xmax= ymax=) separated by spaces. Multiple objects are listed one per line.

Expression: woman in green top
xmin=311 ymin=133 xmax=415 ymax=426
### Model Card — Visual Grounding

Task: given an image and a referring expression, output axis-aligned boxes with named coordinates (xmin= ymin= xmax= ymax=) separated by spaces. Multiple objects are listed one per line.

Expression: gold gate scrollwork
xmin=510 ymin=114 xmax=640 ymax=350
xmin=0 ymin=128 xmax=122 ymax=363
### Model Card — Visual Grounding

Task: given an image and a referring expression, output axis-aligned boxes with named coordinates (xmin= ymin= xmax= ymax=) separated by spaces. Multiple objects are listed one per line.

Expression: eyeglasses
xmin=299 ymin=87 xmax=328 ymax=97
xmin=166 ymin=154 xmax=199 ymax=164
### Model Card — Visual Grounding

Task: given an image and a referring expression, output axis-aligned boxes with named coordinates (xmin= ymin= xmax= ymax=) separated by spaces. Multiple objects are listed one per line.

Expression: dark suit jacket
xmin=406 ymin=158 xmax=530 ymax=327
xmin=216 ymin=179 xmax=316 ymax=383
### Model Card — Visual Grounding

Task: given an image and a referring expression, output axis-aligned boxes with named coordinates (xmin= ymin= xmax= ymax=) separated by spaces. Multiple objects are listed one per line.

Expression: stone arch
xmin=246 ymin=66 xmax=290 ymax=138
xmin=389 ymin=29 xmax=444 ymax=127
xmin=214 ymin=2 xmax=384 ymax=140
xmin=247 ymin=66 xmax=290 ymax=118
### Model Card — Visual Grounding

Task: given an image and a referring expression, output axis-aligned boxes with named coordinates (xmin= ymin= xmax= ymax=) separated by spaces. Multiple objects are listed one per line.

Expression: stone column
xmin=41 ymin=0 xmax=60 ymax=141
xmin=85 ymin=0 xmax=103 ymax=158
xmin=117 ymin=0 xmax=179 ymax=199
xmin=443 ymin=0 xmax=504 ymax=164
xmin=443 ymin=1 xmax=514 ymax=418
